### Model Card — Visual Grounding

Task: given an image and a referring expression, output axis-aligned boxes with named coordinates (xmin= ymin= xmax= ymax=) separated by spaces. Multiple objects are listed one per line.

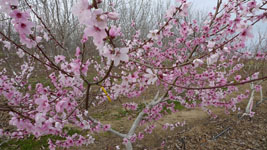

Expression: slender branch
xmin=209 ymin=0 xmax=222 ymax=27
xmin=24 ymin=0 xmax=69 ymax=52
xmin=91 ymin=61 xmax=114 ymax=85
xmin=87 ymin=116 xmax=127 ymax=138
xmin=92 ymin=0 xmax=98 ymax=9
xmin=159 ymin=76 xmax=267 ymax=90
xmin=129 ymin=4 xmax=183 ymax=53
xmin=127 ymin=77 xmax=179 ymax=136
xmin=0 ymin=31 xmax=54 ymax=69
xmin=85 ymin=84 xmax=91 ymax=109
xmin=4 ymin=105 xmax=35 ymax=123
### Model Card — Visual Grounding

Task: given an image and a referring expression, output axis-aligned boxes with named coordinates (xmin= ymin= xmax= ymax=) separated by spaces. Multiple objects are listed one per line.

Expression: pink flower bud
xmin=107 ymin=12 xmax=119 ymax=20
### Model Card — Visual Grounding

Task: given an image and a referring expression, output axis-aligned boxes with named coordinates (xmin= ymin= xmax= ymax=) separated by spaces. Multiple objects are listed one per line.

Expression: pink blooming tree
xmin=0 ymin=0 xmax=267 ymax=149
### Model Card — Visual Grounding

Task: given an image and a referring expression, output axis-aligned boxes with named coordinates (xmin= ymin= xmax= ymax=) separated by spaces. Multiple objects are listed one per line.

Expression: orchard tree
xmin=0 ymin=0 xmax=267 ymax=149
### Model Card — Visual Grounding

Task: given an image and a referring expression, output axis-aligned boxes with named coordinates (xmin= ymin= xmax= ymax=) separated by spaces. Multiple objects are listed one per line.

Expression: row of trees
xmin=0 ymin=0 xmax=175 ymax=57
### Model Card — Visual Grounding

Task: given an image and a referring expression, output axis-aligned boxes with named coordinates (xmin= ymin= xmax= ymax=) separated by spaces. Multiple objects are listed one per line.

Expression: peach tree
xmin=0 ymin=0 xmax=266 ymax=149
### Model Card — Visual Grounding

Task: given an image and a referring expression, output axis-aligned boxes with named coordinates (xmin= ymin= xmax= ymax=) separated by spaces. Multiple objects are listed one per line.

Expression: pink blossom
xmin=247 ymin=1 xmax=257 ymax=9
xmin=128 ymin=72 xmax=138 ymax=83
xmin=113 ymin=48 xmax=129 ymax=66
xmin=90 ymin=9 xmax=107 ymax=29
xmin=193 ymin=59 xmax=204 ymax=67
xmin=48 ymin=139 xmax=56 ymax=150
xmin=55 ymin=122 xmax=63 ymax=130
xmin=14 ymin=20 xmax=34 ymax=35
xmin=71 ymin=0 xmax=90 ymax=17
xmin=144 ymin=69 xmax=158 ymax=85
xmin=19 ymin=34 xmax=36 ymax=48
xmin=252 ymin=72 xmax=259 ymax=79
xmin=147 ymin=30 xmax=160 ymax=40
xmin=255 ymin=85 xmax=261 ymax=92
xmin=103 ymin=124 xmax=111 ymax=131
xmin=240 ymin=27 xmax=254 ymax=39
xmin=109 ymin=26 xmax=121 ymax=38
xmin=107 ymin=12 xmax=120 ymax=20
xmin=115 ymin=145 xmax=120 ymax=149
xmin=131 ymin=20 xmax=135 ymax=27
xmin=81 ymin=60 xmax=90 ymax=75
xmin=0 ymin=0 xmax=18 ymax=13
xmin=129 ymin=134 xmax=137 ymax=143
xmin=56 ymin=98 xmax=70 ymax=113
xmin=162 ymin=123 xmax=169 ymax=130
xmin=35 ymin=95 xmax=50 ymax=113
xmin=76 ymin=135 xmax=86 ymax=146
xmin=166 ymin=6 xmax=176 ymax=18
xmin=10 ymin=10 xmax=30 ymax=22
xmin=66 ymin=136 xmax=74 ymax=147
xmin=35 ymin=113 xmax=46 ymax=126
xmin=161 ymin=141 xmax=166 ymax=147
xmin=69 ymin=61 xmax=82 ymax=75
xmin=180 ymin=3 xmax=191 ymax=16
xmin=85 ymin=135 xmax=95 ymax=145
xmin=249 ymin=111 xmax=255 ymax=117
xmin=103 ymin=47 xmax=129 ymax=66
xmin=35 ymin=36 xmax=42 ymax=43
xmin=54 ymin=55 xmax=66 ymax=64
xmin=84 ymin=26 xmax=106 ymax=46
xmin=207 ymin=53 xmax=220 ymax=65
xmin=75 ymin=47 xmax=81 ymax=57
xmin=207 ymin=41 xmax=215 ymax=48
xmin=122 ymin=138 xmax=129 ymax=145
xmin=234 ymin=75 xmax=242 ymax=81
xmin=3 ymin=41 xmax=11 ymax=50
xmin=123 ymin=102 xmax=138 ymax=111
xmin=137 ymin=132 xmax=144 ymax=140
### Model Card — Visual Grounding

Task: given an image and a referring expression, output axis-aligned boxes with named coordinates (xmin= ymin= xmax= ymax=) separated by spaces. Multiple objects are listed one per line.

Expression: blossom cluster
xmin=122 ymin=102 xmax=138 ymax=111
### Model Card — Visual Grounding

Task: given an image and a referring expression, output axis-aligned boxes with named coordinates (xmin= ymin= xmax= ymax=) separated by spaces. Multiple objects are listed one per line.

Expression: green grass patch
xmin=27 ymin=76 xmax=53 ymax=89
xmin=0 ymin=127 xmax=83 ymax=150
xmin=0 ymin=135 xmax=62 ymax=150
xmin=112 ymin=108 xmax=129 ymax=120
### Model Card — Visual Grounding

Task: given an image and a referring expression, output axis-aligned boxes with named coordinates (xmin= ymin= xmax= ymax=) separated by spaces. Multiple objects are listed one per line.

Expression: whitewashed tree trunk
xmin=125 ymin=142 xmax=133 ymax=150
xmin=259 ymin=85 xmax=263 ymax=103
xmin=124 ymin=91 xmax=164 ymax=150
xmin=245 ymin=83 xmax=255 ymax=114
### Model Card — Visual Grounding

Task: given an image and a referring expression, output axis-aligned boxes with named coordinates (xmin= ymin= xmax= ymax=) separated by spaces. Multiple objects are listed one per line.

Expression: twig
xmin=24 ymin=0 xmax=69 ymax=53
xmin=85 ymin=85 xmax=91 ymax=109
xmin=212 ymin=97 xmax=267 ymax=141
xmin=256 ymin=98 xmax=267 ymax=106
xmin=212 ymin=126 xmax=231 ymax=140
xmin=159 ymin=76 xmax=267 ymax=90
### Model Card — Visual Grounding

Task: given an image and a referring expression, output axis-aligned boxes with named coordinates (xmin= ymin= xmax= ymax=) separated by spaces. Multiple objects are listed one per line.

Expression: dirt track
xmin=162 ymin=102 xmax=267 ymax=150
xmin=85 ymin=94 xmax=267 ymax=150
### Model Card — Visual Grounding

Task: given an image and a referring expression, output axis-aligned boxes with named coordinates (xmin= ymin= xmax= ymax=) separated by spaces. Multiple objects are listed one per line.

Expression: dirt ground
xmin=161 ymin=102 xmax=267 ymax=150
xmin=84 ymin=102 xmax=267 ymax=150
xmin=85 ymin=83 xmax=267 ymax=150
xmin=0 ymin=84 xmax=267 ymax=150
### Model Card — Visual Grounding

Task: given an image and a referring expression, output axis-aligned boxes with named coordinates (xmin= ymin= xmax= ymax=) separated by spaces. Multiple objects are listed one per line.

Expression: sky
xmin=189 ymin=0 xmax=217 ymax=11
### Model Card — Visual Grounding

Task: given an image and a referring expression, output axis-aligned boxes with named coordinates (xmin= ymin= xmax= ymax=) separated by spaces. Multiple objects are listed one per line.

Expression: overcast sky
xmin=189 ymin=0 xmax=217 ymax=11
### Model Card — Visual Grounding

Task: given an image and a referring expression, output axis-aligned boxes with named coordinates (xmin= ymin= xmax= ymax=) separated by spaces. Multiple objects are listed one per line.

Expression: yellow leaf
xmin=101 ymin=87 xmax=112 ymax=102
